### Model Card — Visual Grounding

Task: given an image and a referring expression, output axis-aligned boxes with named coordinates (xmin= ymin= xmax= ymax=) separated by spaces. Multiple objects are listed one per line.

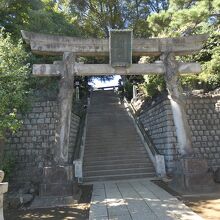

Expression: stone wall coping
xmin=136 ymin=90 xmax=220 ymax=117
xmin=185 ymin=94 xmax=220 ymax=98
xmin=184 ymin=88 xmax=220 ymax=98
xmin=0 ymin=182 xmax=8 ymax=194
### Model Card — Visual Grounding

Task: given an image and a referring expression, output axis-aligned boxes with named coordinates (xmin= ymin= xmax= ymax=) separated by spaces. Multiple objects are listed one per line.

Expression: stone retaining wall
xmin=186 ymin=95 xmax=220 ymax=168
xmin=5 ymin=100 xmax=59 ymax=184
xmin=138 ymin=97 xmax=178 ymax=173
xmin=135 ymin=92 xmax=220 ymax=173
xmin=5 ymin=96 xmax=80 ymax=185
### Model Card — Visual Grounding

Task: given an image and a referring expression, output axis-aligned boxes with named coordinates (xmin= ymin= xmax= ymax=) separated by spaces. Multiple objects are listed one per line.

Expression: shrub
xmin=141 ymin=75 xmax=166 ymax=98
xmin=0 ymin=29 xmax=30 ymax=137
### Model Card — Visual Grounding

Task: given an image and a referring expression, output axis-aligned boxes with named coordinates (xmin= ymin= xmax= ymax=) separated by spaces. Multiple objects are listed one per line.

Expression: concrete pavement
xmin=89 ymin=179 xmax=203 ymax=220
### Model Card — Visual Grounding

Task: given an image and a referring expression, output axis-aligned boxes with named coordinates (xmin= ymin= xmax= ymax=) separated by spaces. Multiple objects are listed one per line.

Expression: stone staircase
xmin=83 ymin=90 xmax=155 ymax=182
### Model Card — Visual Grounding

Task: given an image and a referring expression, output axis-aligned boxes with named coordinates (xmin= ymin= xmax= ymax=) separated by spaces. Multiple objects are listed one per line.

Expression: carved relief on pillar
xmin=160 ymin=52 xmax=184 ymax=103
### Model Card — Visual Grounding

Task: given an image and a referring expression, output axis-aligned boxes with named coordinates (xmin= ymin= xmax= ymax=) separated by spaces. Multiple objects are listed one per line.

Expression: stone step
xmin=84 ymin=149 xmax=147 ymax=157
xmin=86 ymin=131 xmax=139 ymax=135
xmin=85 ymin=143 xmax=144 ymax=148
xmin=82 ymin=90 xmax=156 ymax=182
xmin=83 ymin=158 xmax=151 ymax=166
xmin=84 ymin=148 xmax=145 ymax=154
xmin=85 ymin=142 xmax=144 ymax=146
xmin=85 ymin=139 xmax=141 ymax=144
xmin=88 ymin=117 xmax=131 ymax=120
xmin=83 ymin=172 xmax=155 ymax=182
xmin=85 ymin=145 xmax=144 ymax=150
xmin=86 ymin=136 xmax=138 ymax=140
xmin=84 ymin=156 xmax=149 ymax=163
xmin=83 ymin=162 xmax=151 ymax=171
xmin=84 ymin=145 xmax=145 ymax=151
xmin=85 ymin=140 xmax=143 ymax=146
xmin=89 ymin=124 xmax=133 ymax=126
xmin=87 ymin=124 xmax=134 ymax=126
xmin=86 ymin=133 xmax=139 ymax=138
xmin=84 ymin=148 xmax=146 ymax=153
xmin=84 ymin=167 xmax=154 ymax=177
xmin=84 ymin=153 xmax=148 ymax=161
xmin=85 ymin=145 xmax=143 ymax=149
xmin=86 ymin=137 xmax=140 ymax=141
xmin=87 ymin=120 xmax=133 ymax=123
xmin=87 ymin=113 xmax=129 ymax=117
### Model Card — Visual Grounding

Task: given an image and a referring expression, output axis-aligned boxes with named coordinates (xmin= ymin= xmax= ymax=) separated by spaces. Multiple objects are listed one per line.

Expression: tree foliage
xmin=0 ymin=0 xmax=40 ymax=37
xmin=199 ymin=31 xmax=220 ymax=89
xmin=25 ymin=0 xmax=81 ymax=36
xmin=141 ymin=75 xmax=166 ymax=98
xmin=0 ymin=30 xmax=30 ymax=136
xmin=0 ymin=0 xmax=81 ymax=38
xmin=144 ymin=0 xmax=220 ymax=96
xmin=148 ymin=0 xmax=219 ymax=37
xmin=68 ymin=0 xmax=168 ymax=37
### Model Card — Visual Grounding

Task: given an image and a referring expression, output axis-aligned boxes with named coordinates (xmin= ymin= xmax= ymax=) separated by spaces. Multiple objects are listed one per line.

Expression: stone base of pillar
xmin=40 ymin=165 xmax=80 ymax=197
xmin=169 ymin=157 xmax=216 ymax=192
xmin=0 ymin=182 xmax=8 ymax=220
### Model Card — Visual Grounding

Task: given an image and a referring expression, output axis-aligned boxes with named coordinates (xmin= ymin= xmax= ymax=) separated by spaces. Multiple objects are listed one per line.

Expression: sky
xmin=89 ymin=75 xmax=121 ymax=88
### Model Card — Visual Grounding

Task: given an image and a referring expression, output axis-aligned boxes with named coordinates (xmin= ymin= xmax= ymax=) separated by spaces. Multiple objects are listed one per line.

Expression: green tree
xmin=199 ymin=31 xmax=220 ymax=90
xmin=68 ymin=0 xmax=168 ymax=38
xmin=0 ymin=0 xmax=41 ymax=38
xmin=0 ymin=30 xmax=30 ymax=137
xmin=144 ymin=0 xmax=220 ymax=95
xmin=0 ymin=0 xmax=81 ymax=38
xmin=25 ymin=0 xmax=81 ymax=36
xmin=148 ymin=0 xmax=219 ymax=37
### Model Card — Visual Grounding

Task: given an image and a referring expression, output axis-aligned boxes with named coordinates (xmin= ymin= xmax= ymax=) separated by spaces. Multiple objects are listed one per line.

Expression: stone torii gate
xmin=22 ymin=30 xmax=212 ymax=191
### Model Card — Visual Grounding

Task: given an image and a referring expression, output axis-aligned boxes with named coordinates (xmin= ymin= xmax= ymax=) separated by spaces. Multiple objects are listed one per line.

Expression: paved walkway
xmin=89 ymin=179 xmax=203 ymax=220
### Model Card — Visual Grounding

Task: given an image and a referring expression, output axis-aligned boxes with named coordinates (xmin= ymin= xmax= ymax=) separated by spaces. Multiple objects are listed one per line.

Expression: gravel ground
xmin=4 ymin=185 xmax=92 ymax=220
xmin=4 ymin=204 xmax=90 ymax=220
xmin=153 ymin=180 xmax=220 ymax=220
xmin=4 ymin=182 xmax=220 ymax=220
xmin=183 ymin=196 xmax=220 ymax=220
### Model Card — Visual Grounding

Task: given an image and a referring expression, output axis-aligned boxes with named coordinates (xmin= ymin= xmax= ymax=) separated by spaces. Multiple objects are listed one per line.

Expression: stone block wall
xmin=5 ymin=100 xmax=59 ymax=184
xmin=138 ymin=97 xmax=178 ymax=173
xmin=186 ymin=95 xmax=220 ymax=168
xmin=135 ymin=92 xmax=220 ymax=173
xmin=4 ymin=96 xmax=81 ymax=185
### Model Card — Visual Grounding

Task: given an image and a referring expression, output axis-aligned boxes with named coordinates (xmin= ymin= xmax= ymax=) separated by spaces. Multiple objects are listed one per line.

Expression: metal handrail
xmin=73 ymin=97 xmax=90 ymax=182
xmin=73 ymin=112 xmax=86 ymax=161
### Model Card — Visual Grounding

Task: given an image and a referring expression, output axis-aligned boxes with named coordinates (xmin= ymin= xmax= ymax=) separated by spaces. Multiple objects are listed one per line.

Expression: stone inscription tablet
xmin=110 ymin=29 xmax=132 ymax=67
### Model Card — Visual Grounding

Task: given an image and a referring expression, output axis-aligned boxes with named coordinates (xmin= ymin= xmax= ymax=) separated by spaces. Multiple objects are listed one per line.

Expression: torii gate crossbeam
xmin=32 ymin=63 xmax=201 ymax=77
xmin=21 ymin=30 xmax=208 ymax=56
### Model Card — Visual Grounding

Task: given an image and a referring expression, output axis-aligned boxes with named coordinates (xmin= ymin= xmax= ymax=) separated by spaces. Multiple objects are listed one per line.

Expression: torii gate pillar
xmin=161 ymin=52 xmax=193 ymax=156
xmin=55 ymin=52 xmax=75 ymax=164
xmin=40 ymin=52 xmax=79 ymax=198
xmin=161 ymin=52 xmax=214 ymax=192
